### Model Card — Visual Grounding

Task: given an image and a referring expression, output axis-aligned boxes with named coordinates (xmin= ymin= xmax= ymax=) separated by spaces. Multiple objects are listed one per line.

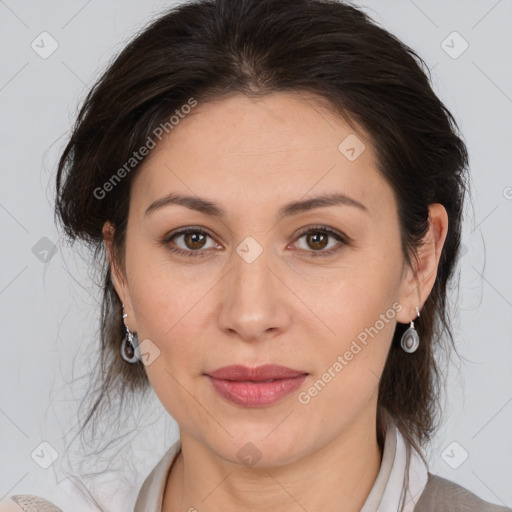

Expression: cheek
xmin=134 ymin=286 xmax=207 ymax=420
xmin=302 ymin=265 xmax=399 ymax=406
xmin=127 ymin=269 xmax=215 ymax=387
xmin=126 ymin=240 xmax=206 ymax=335
xmin=300 ymin=320 xmax=393 ymax=422
xmin=132 ymin=284 xmax=207 ymax=364
xmin=300 ymin=262 xmax=399 ymax=346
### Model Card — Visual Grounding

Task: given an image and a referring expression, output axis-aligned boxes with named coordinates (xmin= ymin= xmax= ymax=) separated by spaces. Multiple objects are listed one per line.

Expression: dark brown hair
xmin=54 ymin=0 xmax=470 ymax=463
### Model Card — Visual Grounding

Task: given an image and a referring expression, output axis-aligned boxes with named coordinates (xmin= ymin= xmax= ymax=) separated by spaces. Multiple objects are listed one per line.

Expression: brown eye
xmin=183 ymin=231 xmax=208 ymax=250
xmin=294 ymin=226 xmax=347 ymax=258
xmin=163 ymin=228 xmax=219 ymax=258
xmin=305 ymin=231 xmax=329 ymax=251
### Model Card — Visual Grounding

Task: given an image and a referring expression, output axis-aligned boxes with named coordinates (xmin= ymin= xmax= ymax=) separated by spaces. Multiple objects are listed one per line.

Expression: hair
xmin=54 ymin=0 xmax=470 ymax=465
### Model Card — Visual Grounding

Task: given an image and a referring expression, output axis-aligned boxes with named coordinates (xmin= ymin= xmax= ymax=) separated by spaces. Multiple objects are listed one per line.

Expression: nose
xmin=216 ymin=243 xmax=292 ymax=343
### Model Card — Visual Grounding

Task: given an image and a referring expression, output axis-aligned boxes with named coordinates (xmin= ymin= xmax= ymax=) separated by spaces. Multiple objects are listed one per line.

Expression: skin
xmin=103 ymin=92 xmax=448 ymax=512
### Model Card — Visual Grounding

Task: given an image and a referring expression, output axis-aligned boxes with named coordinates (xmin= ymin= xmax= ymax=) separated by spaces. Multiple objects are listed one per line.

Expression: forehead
xmin=131 ymin=92 xmax=392 ymax=220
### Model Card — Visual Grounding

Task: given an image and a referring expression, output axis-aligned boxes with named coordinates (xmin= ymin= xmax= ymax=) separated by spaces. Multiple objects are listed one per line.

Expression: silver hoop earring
xmin=120 ymin=303 xmax=140 ymax=363
xmin=400 ymin=305 xmax=420 ymax=353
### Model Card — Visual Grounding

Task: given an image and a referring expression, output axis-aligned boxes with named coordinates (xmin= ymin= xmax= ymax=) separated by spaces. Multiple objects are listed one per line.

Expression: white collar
xmin=361 ymin=414 xmax=429 ymax=511
xmin=135 ymin=415 xmax=429 ymax=511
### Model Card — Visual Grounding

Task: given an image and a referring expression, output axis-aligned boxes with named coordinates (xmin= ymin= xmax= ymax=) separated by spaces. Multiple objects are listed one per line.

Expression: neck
xmin=163 ymin=407 xmax=384 ymax=512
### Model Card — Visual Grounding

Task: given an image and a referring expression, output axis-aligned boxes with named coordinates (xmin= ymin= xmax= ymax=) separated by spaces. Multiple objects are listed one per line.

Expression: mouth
xmin=205 ymin=364 xmax=309 ymax=407
xmin=205 ymin=363 xmax=308 ymax=381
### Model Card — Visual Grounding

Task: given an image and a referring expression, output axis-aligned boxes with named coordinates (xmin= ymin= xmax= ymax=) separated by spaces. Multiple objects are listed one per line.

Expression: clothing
xmin=134 ymin=414 xmax=510 ymax=511
xmin=0 ymin=495 xmax=62 ymax=512
xmin=2 ymin=416 xmax=509 ymax=511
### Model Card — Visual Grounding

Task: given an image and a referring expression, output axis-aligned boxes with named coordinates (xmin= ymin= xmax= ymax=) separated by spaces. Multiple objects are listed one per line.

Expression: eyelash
xmin=161 ymin=225 xmax=348 ymax=259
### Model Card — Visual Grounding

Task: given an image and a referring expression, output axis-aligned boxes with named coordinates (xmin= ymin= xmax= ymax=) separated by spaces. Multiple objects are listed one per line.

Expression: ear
xmin=102 ymin=221 xmax=137 ymax=330
xmin=396 ymin=203 xmax=449 ymax=323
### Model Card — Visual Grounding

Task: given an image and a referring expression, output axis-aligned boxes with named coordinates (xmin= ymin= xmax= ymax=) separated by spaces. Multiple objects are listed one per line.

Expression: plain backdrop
xmin=1 ymin=0 xmax=511 ymax=510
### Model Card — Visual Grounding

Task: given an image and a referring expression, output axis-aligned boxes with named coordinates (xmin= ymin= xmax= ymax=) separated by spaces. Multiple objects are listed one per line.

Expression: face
xmin=104 ymin=92 xmax=443 ymax=467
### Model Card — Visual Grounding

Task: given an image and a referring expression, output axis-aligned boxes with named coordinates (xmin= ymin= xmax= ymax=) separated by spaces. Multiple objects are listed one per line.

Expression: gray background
xmin=1 ymin=0 xmax=511 ymax=510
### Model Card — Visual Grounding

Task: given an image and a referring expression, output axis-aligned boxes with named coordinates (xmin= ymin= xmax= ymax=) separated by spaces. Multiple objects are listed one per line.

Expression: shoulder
xmin=0 ymin=495 xmax=63 ymax=512
xmin=414 ymin=472 xmax=511 ymax=511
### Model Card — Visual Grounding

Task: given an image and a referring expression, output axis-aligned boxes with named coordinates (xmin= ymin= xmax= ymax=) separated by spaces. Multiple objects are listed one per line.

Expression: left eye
xmin=292 ymin=227 xmax=346 ymax=257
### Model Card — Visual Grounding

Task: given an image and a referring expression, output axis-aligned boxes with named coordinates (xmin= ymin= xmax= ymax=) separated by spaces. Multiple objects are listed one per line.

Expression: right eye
xmin=162 ymin=228 xmax=221 ymax=258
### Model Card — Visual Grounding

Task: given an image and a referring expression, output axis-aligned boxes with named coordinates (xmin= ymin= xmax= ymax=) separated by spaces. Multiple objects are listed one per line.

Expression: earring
xmin=120 ymin=303 xmax=140 ymax=363
xmin=400 ymin=305 xmax=420 ymax=353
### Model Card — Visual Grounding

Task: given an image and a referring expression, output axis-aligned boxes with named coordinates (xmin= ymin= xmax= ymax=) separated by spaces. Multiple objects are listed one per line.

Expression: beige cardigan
xmin=2 ymin=417 xmax=510 ymax=511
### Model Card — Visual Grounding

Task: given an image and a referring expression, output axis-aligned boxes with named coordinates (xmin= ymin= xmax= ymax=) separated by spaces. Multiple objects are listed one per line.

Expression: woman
xmin=1 ymin=0 xmax=509 ymax=510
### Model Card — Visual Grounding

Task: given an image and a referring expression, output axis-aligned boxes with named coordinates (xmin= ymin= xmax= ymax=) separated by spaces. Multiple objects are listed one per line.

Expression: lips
xmin=205 ymin=364 xmax=309 ymax=407
xmin=206 ymin=364 xmax=308 ymax=381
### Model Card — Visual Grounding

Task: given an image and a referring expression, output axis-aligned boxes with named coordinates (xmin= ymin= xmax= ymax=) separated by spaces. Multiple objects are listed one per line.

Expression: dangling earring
xmin=400 ymin=305 xmax=420 ymax=353
xmin=120 ymin=303 xmax=140 ymax=363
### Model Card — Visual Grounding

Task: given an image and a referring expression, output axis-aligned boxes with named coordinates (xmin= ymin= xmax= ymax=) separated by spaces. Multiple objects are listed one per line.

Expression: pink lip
xmin=206 ymin=364 xmax=308 ymax=407
xmin=207 ymin=364 xmax=307 ymax=381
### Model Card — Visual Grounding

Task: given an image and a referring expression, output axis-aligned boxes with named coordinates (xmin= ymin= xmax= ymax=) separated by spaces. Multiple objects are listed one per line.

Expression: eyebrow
xmin=144 ymin=191 xmax=368 ymax=219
